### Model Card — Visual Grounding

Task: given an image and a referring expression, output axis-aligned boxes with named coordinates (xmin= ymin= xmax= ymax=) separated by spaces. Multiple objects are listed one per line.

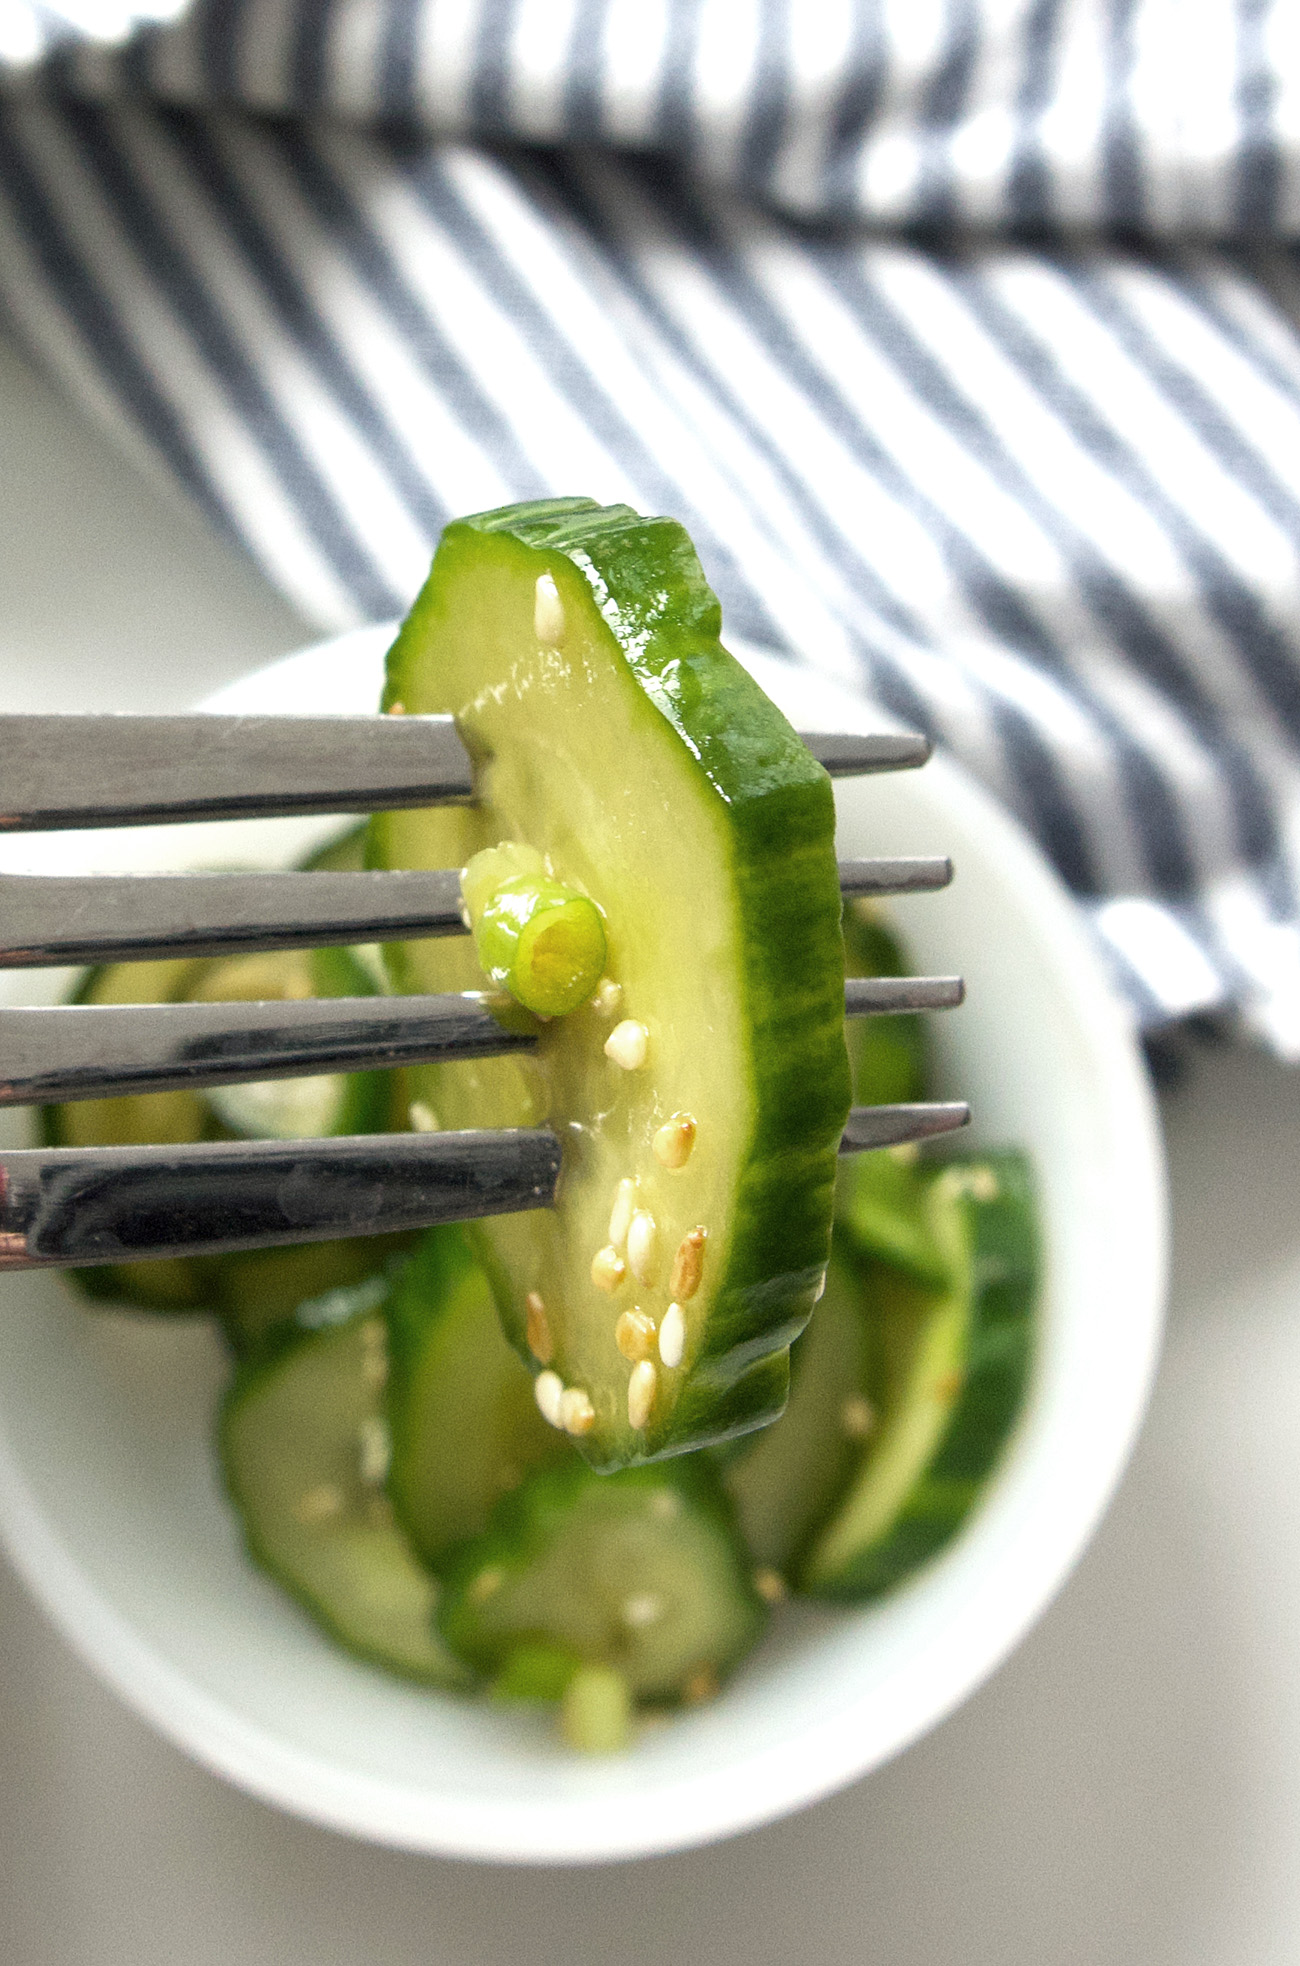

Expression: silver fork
xmin=0 ymin=714 xmax=968 ymax=1273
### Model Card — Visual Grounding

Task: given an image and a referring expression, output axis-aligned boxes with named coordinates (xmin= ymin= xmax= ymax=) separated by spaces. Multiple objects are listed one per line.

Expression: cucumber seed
xmin=357 ymin=1417 xmax=391 ymax=1487
xmin=525 ymin=1290 xmax=554 ymax=1364
xmin=534 ymin=1369 xmax=565 ymax=1428
xmin=840 ymin=1394 xmax=875 ymax=1440
xmin=591 ymin=1244 xmax=627 ymax=1293
xmin=534 ymin=570 xmax=566 ymax=644
xmin=652 ymin=1112 xmax=697 ymax=1169
xmin=670 ymin=1226 xmax=707 ymax=1301
xmin=627 ymin=1359 xmax=657 ymax=1430
xmin=657 ymin=1301 xmax=685 ymax=1369
xmin=615 ymin=1309 xmax=656 ymax=1362
xmin=294 ymin=1484 xmax=343 ymax=1525
xmin=608 ymin=1177 xmax=637 ymax=1247
xmin=626 ymin=1210 xmax=658 ymax=1284
xmin=622 ymin=1592 xmax=663 ymax=1629
xmin=590 ymin=978 xmax=623 ymax=1018
xmin=561 ymin=1386 xmax=596 ymax=1436
xmin=604 ymin=1018 xmax=648 ymax=1070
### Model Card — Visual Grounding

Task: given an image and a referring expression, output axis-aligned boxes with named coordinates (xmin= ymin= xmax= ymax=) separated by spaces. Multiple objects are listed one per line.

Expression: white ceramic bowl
xmin=0 ymin=628 xmax=1166 ymax=1863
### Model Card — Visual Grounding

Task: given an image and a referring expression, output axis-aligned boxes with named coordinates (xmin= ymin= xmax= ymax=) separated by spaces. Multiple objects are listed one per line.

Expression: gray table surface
xmin=3 ymin=334 xmax=1299 ymax=1966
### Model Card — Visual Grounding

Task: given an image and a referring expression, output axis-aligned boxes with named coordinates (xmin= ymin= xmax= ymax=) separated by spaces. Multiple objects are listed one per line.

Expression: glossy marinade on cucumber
xmin=372 ymin=497 xmax=851 ymax=1470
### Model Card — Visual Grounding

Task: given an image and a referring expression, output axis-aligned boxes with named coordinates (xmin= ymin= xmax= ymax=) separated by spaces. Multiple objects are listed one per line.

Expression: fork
xmin=0 ymin=713 xmax=968 ymax=1273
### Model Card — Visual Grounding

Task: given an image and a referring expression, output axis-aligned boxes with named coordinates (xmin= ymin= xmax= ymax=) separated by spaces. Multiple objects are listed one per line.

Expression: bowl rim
xmin=0 ymin=627 xmax=1168 ymax=1863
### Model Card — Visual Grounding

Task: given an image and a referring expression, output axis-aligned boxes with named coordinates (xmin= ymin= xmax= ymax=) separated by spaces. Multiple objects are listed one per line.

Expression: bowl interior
xmin=0 ymin=629 xmax=1166 ymax=1862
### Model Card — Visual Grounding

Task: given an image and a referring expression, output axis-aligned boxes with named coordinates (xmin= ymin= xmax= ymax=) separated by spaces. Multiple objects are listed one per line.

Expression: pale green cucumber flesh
xmin=798 ymin=1153 xmax=1037 ymax=1600
xmin=384 ymin=1227 xmax=572 ymax=1569
xmin=220 ymin=1297 xmax=470 ymax=1688
xmin=723 ymin=1251 xmax=872 ymax=1576
xmin=373 ymin=498 xmax=849 ymax=1468
xmin=437 ymin=1459 xmax=766 ymax=1703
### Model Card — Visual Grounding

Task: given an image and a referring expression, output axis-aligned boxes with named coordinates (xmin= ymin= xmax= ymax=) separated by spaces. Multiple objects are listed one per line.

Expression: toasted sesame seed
xmin=626 ymin=1209 xmax=658 ymax=1284
xmin=967 ymin=1164 xmax=1000 ymax=1202
xmin=683 ymin=1666 xmax=719 ymax=1706
xmin=935 ymin=1368 xmax=965 ymax=1404
xmin=658 ymin=1301 xmax=685 ymax=1369
xmin=534 ymin=571 xmax=566 ymax=644
xmin=608 ymin=1177 xmax=637 ymax=1248
xmin=615 ymin=1309 xmax=656 ymax=1362
xmin=590 ymin=977 xmax=623 ymax=1018
xmin=754 ymin=1567 xmax=787 ymax=1604
xmin=604 ymin=1018 xmax=648 ymax=1070
xmin=652 ymin=1111 xmax=697 ymax=1169
xmin=357 ymin=1416 xmax=391 ymax=1486
xmin=627 ymin=1359 xmax=657 ymax=1430
xmin=591 ymin=1245 xmax=627 ymax=1293
xmin=534 ymin=1370 xmax=565 ymax=1428
xmin=294 ymin=1483 xmax=344 ymax=1525
xmin=469 ymin=1566 xmax=504 ymax=1604
xmin=888 ymin=1140 xmax=920 ymax=1165
xmin=525 ymin=1290 xmax=554 ymax=1364
xmin=561 ymin=1386 xmax=596 ymax=1436
xmin=622 ymin=1592 xmax=664 ymax=1629
xmin=670 ymin=1226 xmax=707 ymax=1301
xmin=385 ymin=700 xmax=405 ymax=715
xmin=408 ymin=1099 xmax=439 ymax=1133
xmin=649 ymin=1488 xmax=681 ymax=1522
xmin=841 ymin=1394 xmax=876 ymax=1440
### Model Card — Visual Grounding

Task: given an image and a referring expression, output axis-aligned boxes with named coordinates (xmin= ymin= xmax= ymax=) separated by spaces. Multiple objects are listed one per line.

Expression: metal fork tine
xmin=0 ymin=975 xmax=963 ymax=1108
xmin=0 ymin=1101 xmax=970 ymax=1269
xmin=0 ymin=858 xmax=951 ymax=968
xmin=0 ymin=718 xmax=930 ymax=832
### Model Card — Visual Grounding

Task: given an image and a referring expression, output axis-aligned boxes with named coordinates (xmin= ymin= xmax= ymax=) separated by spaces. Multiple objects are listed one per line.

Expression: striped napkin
xmin=2 ymin=1 xmax=1299 ymax=1052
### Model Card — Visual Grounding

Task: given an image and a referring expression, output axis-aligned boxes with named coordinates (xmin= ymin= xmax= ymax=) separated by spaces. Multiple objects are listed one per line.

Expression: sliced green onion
xmin=461 ymin=844 xmax=607 ymax=1018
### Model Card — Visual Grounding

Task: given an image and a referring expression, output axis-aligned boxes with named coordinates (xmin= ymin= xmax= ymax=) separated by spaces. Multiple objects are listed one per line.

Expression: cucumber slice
xmin=834 ymin=1149 xmax=949 ymax=1287
xmin=220 ymin=1290 xmax=470 ymax=1688
xmin=722 ymin=1250 xmax=872 ymax=1578
xmin=373 ymin=498 xmax=850 ymax=1468
xmin=798 ymin=1153 xmax=1037 ymax=1600
xmin=302 ymin=823 xmax=369 ymax=873
xmin=437 ymin=1458 xmax=766 ymax=1705
xmin=385 ymin=1227 xmax=572 ymax=1570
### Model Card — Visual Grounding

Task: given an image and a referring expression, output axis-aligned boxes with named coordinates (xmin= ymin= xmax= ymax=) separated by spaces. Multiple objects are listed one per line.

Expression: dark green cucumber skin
xmin=380 ymin=498 xmax=850 ymax=1464
xmin=384 ymin=1226 xmax=572 ymax=1568
xmin=436 ymin=1456 xmax=767 ymax=1702
xmin=801 ymin=1152 xmax=1038 ymax=1603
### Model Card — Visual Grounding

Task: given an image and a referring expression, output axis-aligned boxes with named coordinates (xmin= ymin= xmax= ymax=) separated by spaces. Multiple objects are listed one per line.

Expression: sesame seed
xmin=408 ymin=1099 xmax=439 ymax=1133
xmin=615 ymin=1309 xmax=656 ymax=1362
xmin=669 ymin=1226 xmax=707 ymax=1301
xmin=357 ymin=1416 xmax=391 ymax=1486
xmin=293 ymin=1484 xmax=344 ymax=1525
xmin=652 ymin=1111 xmax=697 ymax=1169
xmin=534 ymin=571 xmax=566 ymax=645
xmin=754 ymin=1567 xmax=787 ymax=1604
xmin=812 ymin=1270 xmax=827 ymax=1304
xmin=627 ymin=1359 xmax=657 ymax=1430
xmin=561 ymin=1387 xmax=596 ymax=1436
xmin=658 ymin=1301 xmax=685 ymax=1369
xmin=385 ymin=700 xmax=406 ymax=715
xmin=525 ymin=1290 xmax=554 ymax=1364
xmin=683 ymin=1666 xmax=719 ymax=1706
xmin=888 ymin=1140 xmax=920 ymax=1165
xmin=626 ymin=1209 xmax=658 ymax=1284
xmin=591 ymin=1245 xmax=627 ymax=1293
xmin=608 ymin=1177 xmax=637 ymax=1248
xmin=469 ymin=1566 xmax=504 ymax=1604
xmin=590 ymin=978 xmax=623 ymax=1018
xmin=649 ymin=1489 xmax=681 ymax=1522
xmin=604 ymin=1018 xmax=648 ymax=1070
xmin=622 ymin=1592 xmax=664 ymax=1629
xmin=967 ymin=1164 xmax=1000 ymax=1202
xmin=841 ymin=1394 xmax=876 ymax=1440
xmin=534 ymin=1370 xmax=565 ymax=1428
xmin=935 ymin=1368 xmax=965 ymax=1405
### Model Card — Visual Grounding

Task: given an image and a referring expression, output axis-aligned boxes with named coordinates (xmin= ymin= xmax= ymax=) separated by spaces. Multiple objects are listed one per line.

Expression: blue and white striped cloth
xmin=3 ymin=2 xmax=1300 ymax=1051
